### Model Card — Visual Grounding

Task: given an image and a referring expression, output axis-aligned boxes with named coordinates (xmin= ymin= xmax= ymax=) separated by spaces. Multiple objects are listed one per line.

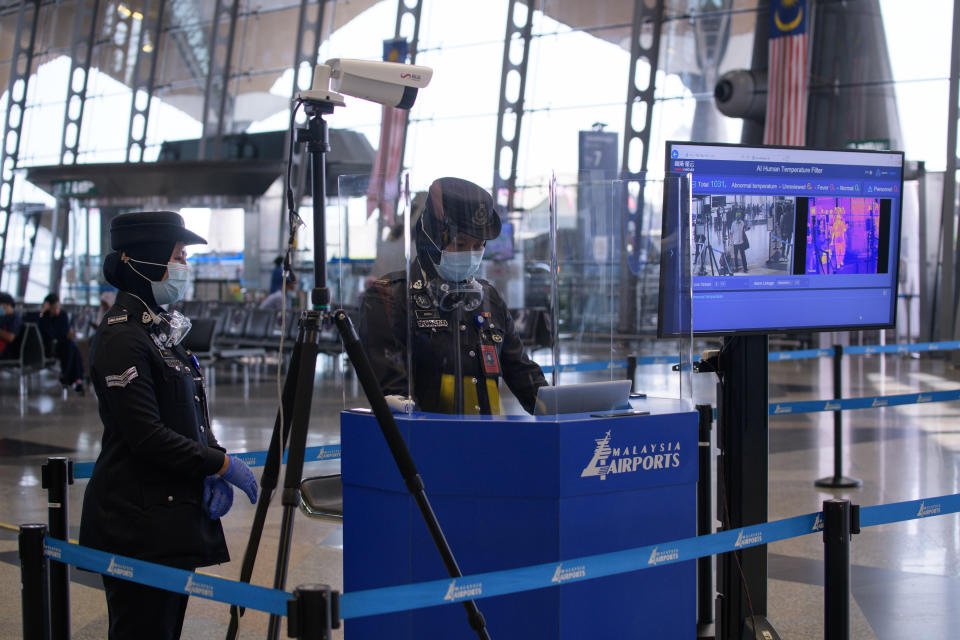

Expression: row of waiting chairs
xmin=0 ymin=323 xmax=54 ymax=398
xmin=174 ymin=301 xmax=357 ymax=357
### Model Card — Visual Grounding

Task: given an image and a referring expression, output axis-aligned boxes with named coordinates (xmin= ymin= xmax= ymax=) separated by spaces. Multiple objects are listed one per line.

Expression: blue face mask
xmin=125 ymin=254 xmax=191 ymax=306
xmin=152 ymin=262 xmax=191 ymax=306
xmin=0 ymin=305 xmax=6 ymax=317
xmin=436 ymin=249 xmax=484 ymax=282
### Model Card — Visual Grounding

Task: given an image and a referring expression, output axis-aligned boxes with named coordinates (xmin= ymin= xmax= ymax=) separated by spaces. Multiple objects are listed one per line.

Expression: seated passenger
xmin=259 ymin=271 xmax=298 ymax=310
xmin=93 ymin=290 xmax=117 ymax=330
xmin=360 ymin=177 xmax=546 ymax=415
xmin=0 ymin=291 xmax=22 ymax=360
xmin=37 ymin=293 xmax=85 ymax=394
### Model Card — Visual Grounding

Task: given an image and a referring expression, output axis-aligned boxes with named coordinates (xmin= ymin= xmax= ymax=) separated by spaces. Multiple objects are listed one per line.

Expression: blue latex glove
xmin=202 ymin=475 xmax=234 ymax=519
xmin=221 ymin=455 xmax=258 ymax=504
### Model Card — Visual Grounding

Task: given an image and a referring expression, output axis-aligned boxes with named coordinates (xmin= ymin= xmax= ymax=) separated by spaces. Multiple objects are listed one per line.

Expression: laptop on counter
xmin=534 ymin=379 xmax=634 ymax=416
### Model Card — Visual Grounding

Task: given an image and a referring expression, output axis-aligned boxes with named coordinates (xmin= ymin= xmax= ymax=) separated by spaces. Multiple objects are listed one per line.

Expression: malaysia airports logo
xmin=443 ymin=579 xmax=483 ymax=601
xmin=580 ymin=430 xmax=681 ymax=480
xmin=43 ymin=543 xmax=62 ymax=560
xmin=917 ymin=502 xmax=941 ymax=518
xmin=734 ymin=530 xmax=763 ymax=548
xmin=647 ymin=546 xmax=680 ymax=566
xmin=812 ymin=513 xmax=824 ymax=532
xmin=106 ymin=557 xmax=134 ymax=578
xmin=184 ymin=574 xmax=214 ymax=597
xmin=551 ymin=564 xmax=586 ymax=583
xmin=315 ymin=447 xmax=341 ymax=460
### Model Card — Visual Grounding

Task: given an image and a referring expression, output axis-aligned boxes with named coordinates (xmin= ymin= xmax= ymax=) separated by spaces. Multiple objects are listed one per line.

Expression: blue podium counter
xmin=342 ymin=398 xmax=699 ymax=639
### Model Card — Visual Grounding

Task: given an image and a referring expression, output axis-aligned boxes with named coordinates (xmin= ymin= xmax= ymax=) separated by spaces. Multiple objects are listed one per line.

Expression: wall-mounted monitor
xmin=658 ymin=141 xmax=904 ymax=336
xmin=485 ymin=221 xmax=514 ymax=261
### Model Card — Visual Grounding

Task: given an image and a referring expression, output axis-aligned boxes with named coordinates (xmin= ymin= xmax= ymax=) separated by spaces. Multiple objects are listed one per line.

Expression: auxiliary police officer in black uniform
xmin=361 ymin=177 xmax=547 ymax=415
xmin=79 ymin=211 xmax=258 ymax=640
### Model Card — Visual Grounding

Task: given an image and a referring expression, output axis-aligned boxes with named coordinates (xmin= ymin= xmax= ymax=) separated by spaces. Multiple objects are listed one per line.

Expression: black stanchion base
xmin=815 ymin=475 xmax=863 ymax=489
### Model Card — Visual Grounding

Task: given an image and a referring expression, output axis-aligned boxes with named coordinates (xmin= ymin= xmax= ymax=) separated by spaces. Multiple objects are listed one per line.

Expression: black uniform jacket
xmin=360 ymin=260 xmax=547 ymax=414
xmin=79 ymin=292 xmax=229 ymax=569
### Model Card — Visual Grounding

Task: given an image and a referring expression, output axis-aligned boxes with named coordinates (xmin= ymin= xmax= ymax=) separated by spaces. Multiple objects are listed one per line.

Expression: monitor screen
xmin=658 ymin=141 xmax=904 ymax=336
xmin=484 ymin=221 xmax=514 ymax=260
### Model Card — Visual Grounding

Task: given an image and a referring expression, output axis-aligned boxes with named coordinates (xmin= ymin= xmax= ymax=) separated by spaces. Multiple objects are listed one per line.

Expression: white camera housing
xmin=298 ymin=58 xmax=433 ymax=110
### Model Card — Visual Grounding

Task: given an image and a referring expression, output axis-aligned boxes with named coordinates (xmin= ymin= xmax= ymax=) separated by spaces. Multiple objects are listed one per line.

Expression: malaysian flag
xmin=763 ymin=0 xmax=809 ymax=146
xmin=366 ymin=38 xmax=410 ymax=224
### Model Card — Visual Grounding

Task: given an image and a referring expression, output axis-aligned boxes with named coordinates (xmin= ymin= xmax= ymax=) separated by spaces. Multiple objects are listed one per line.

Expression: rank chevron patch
xmin=105 ymin=366 xmax=139 ymax=388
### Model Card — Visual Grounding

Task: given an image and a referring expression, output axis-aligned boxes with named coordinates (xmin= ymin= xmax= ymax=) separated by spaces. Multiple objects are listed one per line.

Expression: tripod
xmin=226 ymin=98 xmax=492 ymax=640
xmin=695 ymin=211 xmax=722 ymax=276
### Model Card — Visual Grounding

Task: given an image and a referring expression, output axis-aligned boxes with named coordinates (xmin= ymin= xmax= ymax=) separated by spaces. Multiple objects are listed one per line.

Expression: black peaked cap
xmin=110 ymin=211 xmax=207 ymax=250
xmin=424 ymin=177 xmax=501 ymax=242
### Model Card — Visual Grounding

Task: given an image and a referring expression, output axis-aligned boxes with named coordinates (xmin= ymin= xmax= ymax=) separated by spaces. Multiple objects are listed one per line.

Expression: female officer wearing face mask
xmin=360 ymin=177 xmax=546 ymax=415
xmin=80 ymin=211 xmax=258 ymax=640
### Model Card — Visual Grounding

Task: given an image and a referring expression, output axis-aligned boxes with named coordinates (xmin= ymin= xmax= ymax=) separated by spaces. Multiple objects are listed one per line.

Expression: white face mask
xmin=436 ymin=248 xmax=484 ymax=282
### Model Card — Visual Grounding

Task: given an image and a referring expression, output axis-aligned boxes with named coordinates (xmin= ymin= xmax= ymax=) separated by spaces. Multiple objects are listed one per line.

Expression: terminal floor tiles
xmin=0 ymin=350 xmax=959 ymax=639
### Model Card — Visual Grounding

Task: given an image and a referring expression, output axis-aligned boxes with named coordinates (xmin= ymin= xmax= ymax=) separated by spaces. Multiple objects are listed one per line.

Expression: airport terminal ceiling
xmin=0 ymin=0 xmax=761 ymax=125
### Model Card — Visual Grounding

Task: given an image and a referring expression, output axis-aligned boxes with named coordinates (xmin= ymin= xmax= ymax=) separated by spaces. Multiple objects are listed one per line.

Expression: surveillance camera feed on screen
xmin=660 ymin=142 xmax=903 ymax=335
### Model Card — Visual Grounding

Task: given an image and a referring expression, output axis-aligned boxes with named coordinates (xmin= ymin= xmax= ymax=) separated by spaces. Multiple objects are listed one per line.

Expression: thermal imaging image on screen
xmin=805 ymin=197 xmax=882 ymax=275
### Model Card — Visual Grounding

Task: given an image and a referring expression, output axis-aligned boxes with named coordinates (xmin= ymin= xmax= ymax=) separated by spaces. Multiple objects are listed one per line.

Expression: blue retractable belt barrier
xmin=769 ymin=388 xmax=960 ymax=415
xmin=338 ymin=512 xmax=819 ymax=620
xmin=538 ymin=356 xmax=681 ymax=374
xmin=540 ymin=359 xmax=629 ymax=374
xmin=232 ymin=444 xmax=342 ymax=469
xmin=71 ymin=444 xmax=343 ymax=479
xmin=42 ymin=538 xmax=289 ymax=615
xmin=769 ymin=347 xmax=835 ymax=361
xmin=70 ymin=341 xmax=960 ymax=480
xmin=845 ymin=340 xmax=960 ymax=355
xmin=860 ymin=493 xmax=960 ymax=527
xmin=767 ymin=340 xmax=960 ymax=360
xmin=337 ymin=492 xmax=960 ymax=620
xmin=40 ymin=492 xmax=960 ymax=621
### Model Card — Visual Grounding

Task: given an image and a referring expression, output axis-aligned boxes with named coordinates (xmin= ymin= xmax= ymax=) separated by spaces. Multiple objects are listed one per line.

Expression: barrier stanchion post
xmin=626 ymin=355 xmax=637 ymax=392
xmin=823 ymin=499 xmax=860 ymax=640
xmin=19 ymin=523 xmax=51 ymax=640
xmin=695 ymin=403 xmax=714 ymax=628
xmin=287 ymin=584 xmax=339 ymax=640
xmin=816 ymin=345 xmax=862 ymax=488
xmin=41 ymin=457 xmax=72 ymax=640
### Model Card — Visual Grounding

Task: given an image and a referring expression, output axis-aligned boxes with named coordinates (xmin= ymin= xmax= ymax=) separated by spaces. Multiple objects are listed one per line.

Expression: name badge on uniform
xmin=107 ymin=314 xmax=127 ymax=325
xmin=417 ymin=318 xmax=448 ymax=328
xmin=481 ymin=345 xmax=500 ymax=374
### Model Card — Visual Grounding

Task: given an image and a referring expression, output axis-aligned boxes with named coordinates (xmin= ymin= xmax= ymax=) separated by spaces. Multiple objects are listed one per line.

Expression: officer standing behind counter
xmin=79 ymin=212 xmax=258 ymax=640
xmin=361 ymin=177 xmax=547 ymax=415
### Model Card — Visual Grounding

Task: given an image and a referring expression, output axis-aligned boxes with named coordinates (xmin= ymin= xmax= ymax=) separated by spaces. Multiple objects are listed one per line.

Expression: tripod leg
xmin=226 ymin=318 xmax=306 ymax=640
xmin=267 ymin=312 xmax=323 ymax=640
